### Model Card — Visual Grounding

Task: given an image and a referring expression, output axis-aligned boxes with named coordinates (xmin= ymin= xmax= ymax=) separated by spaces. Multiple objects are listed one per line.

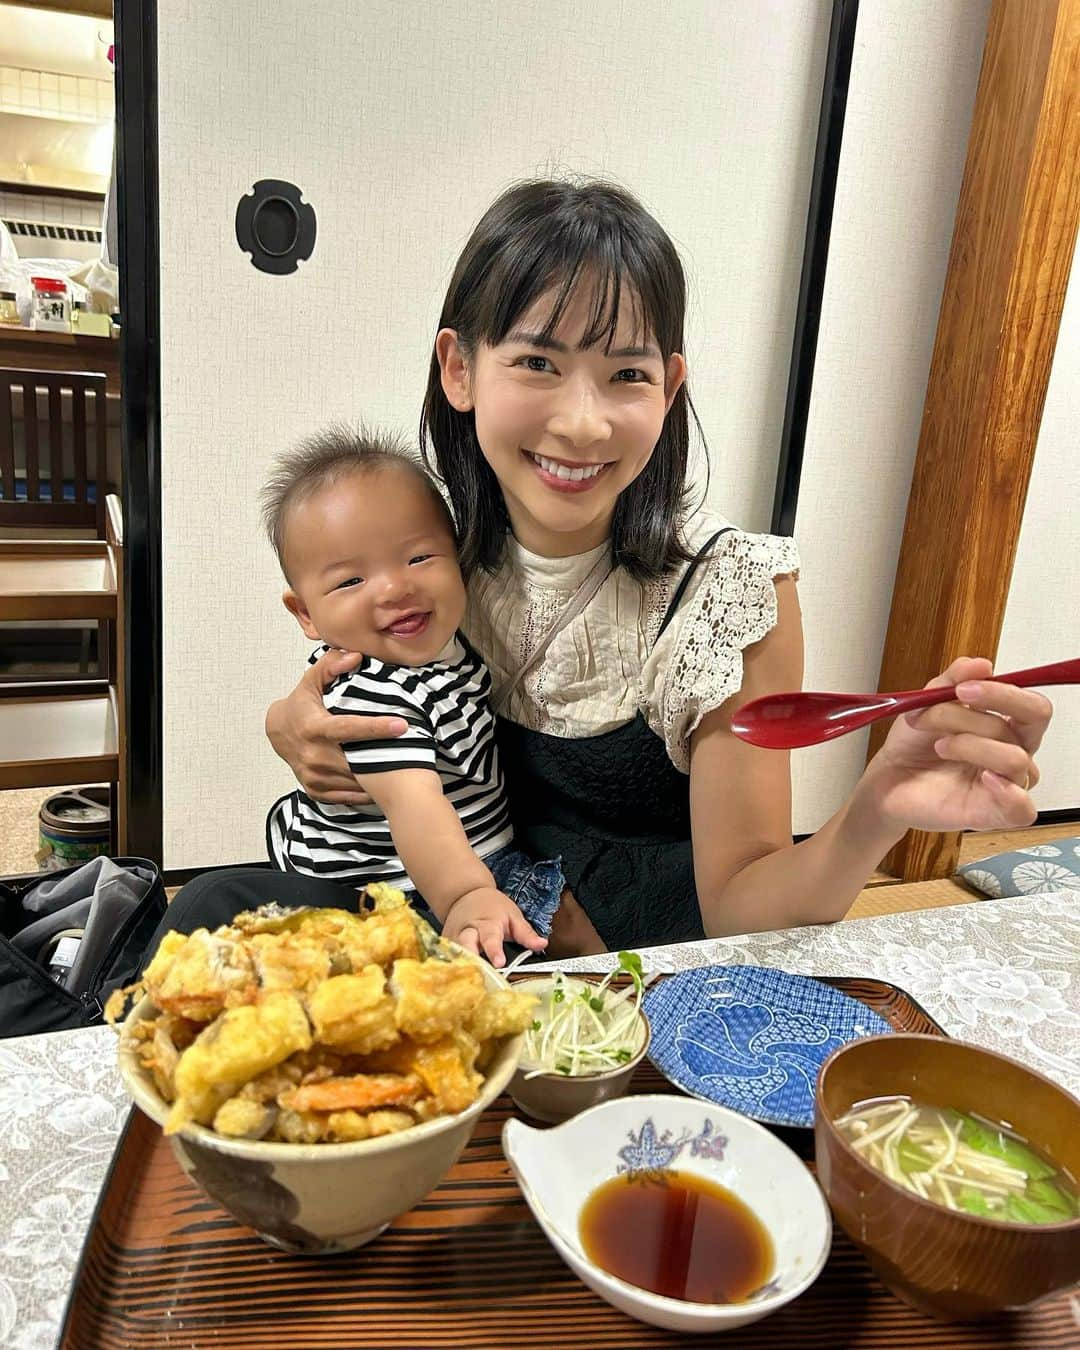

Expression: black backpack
xmin=0 ymin=856 xmax=166 ymax=1038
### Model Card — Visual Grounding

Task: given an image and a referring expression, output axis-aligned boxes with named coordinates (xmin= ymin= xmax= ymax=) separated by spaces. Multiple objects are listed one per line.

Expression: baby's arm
xmin=358 ymin=767 xmax=545 ymax=966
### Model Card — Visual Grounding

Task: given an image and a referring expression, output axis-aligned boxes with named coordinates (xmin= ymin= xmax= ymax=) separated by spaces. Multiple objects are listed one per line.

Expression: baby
xmin=262 ymin=426 xmax=559 ymax=966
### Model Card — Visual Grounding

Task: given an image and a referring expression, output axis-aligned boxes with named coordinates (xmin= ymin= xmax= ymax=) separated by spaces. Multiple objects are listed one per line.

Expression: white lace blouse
xmin=464 ymin=512 xmax=800 ymax=773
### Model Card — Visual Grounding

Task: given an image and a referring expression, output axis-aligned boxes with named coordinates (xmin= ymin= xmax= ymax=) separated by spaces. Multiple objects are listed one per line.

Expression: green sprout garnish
xmin=520 ymin=954 xmax=649 ymax=1083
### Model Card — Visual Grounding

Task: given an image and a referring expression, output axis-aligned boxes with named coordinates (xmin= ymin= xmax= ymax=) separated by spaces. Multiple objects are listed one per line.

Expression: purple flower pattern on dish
xmin=616 ymin=1116 xmax=728 ymax=1177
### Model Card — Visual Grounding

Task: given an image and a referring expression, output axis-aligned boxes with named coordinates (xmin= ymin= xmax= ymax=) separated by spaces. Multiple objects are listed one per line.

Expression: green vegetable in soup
xmin=897 ymin=1138 xmax=934 ymax=1175
xmin=957 ymin=1187 xmax=991 ymax=1218
xmin=836 ymin=1096 xmax=1078 ymax=1225
xmin=957 ymin=1114 xmax=1056 ymax=1180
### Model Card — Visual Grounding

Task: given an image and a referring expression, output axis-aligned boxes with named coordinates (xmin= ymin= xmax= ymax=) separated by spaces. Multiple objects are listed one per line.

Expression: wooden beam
xmin=13 ymin=1 xmax=113 ymax=20
xmin=869 ymin=0 xmax=1080 ymax=881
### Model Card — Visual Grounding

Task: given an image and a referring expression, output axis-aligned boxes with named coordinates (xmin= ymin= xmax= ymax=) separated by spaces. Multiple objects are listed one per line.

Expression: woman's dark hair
xmin=420 ymin=179 xmax=702 ymax=581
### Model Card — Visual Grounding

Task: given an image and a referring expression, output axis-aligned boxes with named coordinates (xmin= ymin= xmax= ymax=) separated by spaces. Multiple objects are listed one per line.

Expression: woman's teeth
xmin=530 ymin=453 xmax=606 ymax=481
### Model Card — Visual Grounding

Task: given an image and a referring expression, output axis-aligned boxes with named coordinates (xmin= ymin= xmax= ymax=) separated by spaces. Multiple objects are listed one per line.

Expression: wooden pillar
xmin=869 ymin=0 xmax=1080 ymax=881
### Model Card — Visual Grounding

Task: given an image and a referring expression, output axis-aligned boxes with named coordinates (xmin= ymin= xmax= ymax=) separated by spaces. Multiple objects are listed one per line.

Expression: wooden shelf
xmin=0 ymin=689 xmax=117 ymax=790
xmin=0 ymin=541 xmax=116 ymax=621
xmin=0 ymin=327 xmax=120 ymax=395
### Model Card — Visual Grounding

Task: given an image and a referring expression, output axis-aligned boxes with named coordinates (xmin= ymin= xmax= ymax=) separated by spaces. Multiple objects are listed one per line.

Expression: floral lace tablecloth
xmin=2 ymin=892 xmax=1078 ymax=1348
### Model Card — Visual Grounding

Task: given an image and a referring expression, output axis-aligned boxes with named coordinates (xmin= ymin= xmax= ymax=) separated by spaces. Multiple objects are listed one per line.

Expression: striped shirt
xmin=266 ymin=636 xmax=513 ymax=889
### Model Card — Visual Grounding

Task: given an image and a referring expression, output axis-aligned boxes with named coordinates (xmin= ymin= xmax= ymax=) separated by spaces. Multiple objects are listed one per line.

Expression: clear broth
xmin=837 ymin=1095 xmax=1080 ymax=1225
xmin=579 ymin=1170 xmax=774 ymax=1304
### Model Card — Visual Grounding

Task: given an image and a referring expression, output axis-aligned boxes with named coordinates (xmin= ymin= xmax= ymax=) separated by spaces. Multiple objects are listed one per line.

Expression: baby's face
xmin=282 ymin=464 xmax=466 ymax=665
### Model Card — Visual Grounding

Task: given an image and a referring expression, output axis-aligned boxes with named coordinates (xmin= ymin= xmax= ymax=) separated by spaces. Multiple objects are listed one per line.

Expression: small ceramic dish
xmin=503 ymin=1093 xmax=831 ymax=1333
xmin=645 ymin=964 xmax=890 ymax=1127
xmin=507 ymin=976 xmax=650 ymax=1123
xmin=816 ymin=1033 xmax=1080 ymax=1320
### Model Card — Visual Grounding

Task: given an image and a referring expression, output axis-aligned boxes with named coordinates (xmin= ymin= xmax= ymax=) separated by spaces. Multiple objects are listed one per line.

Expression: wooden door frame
xmin=115 ymin=0 xmax=162 ymax=863
xmin=869 ymin=0 xmax=1080 ymax=880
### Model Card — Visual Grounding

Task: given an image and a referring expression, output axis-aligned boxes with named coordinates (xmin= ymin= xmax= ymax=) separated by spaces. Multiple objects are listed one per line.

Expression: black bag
xmin=0 ymin=856 xmax=166 ymax=1038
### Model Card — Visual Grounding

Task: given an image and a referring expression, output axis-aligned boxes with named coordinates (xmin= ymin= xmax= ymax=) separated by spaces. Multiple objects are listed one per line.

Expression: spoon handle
xmin=893 ymin=658 xmax=1080 ymax=716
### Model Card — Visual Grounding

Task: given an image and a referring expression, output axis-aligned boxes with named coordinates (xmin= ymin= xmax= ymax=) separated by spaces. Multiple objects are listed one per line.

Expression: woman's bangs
xmin=486 ymin=223 xmax=654 ymax=355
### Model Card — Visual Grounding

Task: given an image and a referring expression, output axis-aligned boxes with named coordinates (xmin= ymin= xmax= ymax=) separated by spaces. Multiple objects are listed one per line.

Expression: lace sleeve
xmin=643 ymin=530 xmax=800 ymax=772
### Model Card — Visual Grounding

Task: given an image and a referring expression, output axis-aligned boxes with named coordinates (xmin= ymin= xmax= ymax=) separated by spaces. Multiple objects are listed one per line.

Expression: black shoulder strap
xmin=655 ymin=527 xmax=734 ymax=643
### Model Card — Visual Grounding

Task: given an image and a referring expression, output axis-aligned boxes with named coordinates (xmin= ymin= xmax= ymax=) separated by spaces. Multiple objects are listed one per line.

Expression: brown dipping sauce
xmin=579 ymin=1170 xmax=774 ymax=1305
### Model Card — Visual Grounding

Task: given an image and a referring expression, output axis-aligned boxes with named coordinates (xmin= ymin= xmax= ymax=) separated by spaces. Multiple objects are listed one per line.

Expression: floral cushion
xmin=957 ymin=836 xmax=1080 ymax=898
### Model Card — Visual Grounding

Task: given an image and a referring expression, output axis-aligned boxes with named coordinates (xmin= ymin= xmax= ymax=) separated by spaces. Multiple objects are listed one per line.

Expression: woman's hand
xmin=265 ymin=649 xmax=407 ymax=804
xmin=864 ymin=657 xmax=1052 ymax=833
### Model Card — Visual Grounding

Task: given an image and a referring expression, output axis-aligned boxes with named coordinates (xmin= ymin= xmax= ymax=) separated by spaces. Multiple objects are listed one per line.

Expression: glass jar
xmin=30 ymin=276 xmax=70 ymax=333
xmin=0 ymin=290 xmax=18 ymax=325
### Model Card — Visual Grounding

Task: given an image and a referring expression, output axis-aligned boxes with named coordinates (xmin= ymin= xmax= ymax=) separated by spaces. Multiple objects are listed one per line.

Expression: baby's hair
xmin=261 ymin=423 xmax=455 ymax=577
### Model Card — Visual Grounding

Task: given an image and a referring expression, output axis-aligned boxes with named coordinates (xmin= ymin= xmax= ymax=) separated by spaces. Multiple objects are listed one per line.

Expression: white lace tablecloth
xmin=2 ymin=892 xmax=1078 ymax=1348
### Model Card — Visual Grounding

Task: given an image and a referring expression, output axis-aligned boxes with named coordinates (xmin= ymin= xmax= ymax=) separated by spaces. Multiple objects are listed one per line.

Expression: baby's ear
xmin=283 ymin=589 xmax=321 ymax=641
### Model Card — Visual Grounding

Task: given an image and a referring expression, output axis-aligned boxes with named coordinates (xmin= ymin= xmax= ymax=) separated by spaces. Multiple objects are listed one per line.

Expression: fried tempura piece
xmin=307 ymin=966 xmax=399 ymax=1055
xmin=339 ymin=906 xmax=423 ymax=969
xmin=324 ymin=1109 xmax=371 ymax=1142
xmin=247 ymin=930 xmax=334 ymax=996
xmin=167 ymin=990 xmax=311 ymax=1133
xmin=364 ymin=1108 xmax=416 ymax=1138
xmin=143 ymin=927 xmax=257 ymax=1022
xmin=390 ymin=958 xmax=485 ymax=1043
xmin=467 ymin=988 xmax=538 ymax=1042
xmin=275 ymin=1108 xmax=327 ymax=1144
xmin=139 ymin=1019 xmax=182 ymax=1101
xmin=366 ymin=1036 xmax=483 ymax=1115
xmin=280 ymin=1072 xmax=423 ymax=1114
xmin=234 ymin=1060 xmax=305 ymax=1104
xmin=414 ymin=1037 xmax=483 ymax=1113
xmin=212 ymin=1097 xmax=276 ymax=1139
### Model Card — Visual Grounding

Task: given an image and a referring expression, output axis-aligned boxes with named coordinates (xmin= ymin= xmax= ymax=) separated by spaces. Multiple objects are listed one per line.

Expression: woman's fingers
xmin=308 ymin=786 xmax=374 ymax=805
xmin=310 ymin=648 xmax=366 ymax=689
xmin=980 ymin=770 xmax=1039 ymax=826
xmin=910 ymin=702 xmax=1020 ymax=743
xmin=322 ymin=713 xmax=409 ymax=745
xmin=933 ymin=731 xmax=1037 ymax=788
xmin=925 ymin=656 xmax=993 ymax=690
xmin=954 ymin=680 xmax=1054 ymax=753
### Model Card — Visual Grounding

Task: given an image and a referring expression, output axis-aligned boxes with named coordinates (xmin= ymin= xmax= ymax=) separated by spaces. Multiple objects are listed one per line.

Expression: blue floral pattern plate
xmin=643 ymin=965 xmax=891 ymax=1128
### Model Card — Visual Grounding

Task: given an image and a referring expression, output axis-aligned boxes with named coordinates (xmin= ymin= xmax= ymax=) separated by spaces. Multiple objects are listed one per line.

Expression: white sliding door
xmin=791 ymin=0 xmax=990 ymax=833
xmin=156 ymin=0 xmax=830 ymax=867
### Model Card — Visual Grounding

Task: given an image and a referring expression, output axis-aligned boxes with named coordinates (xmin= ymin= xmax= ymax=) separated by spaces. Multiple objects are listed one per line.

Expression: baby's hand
xmin=443 ymin=887 xmax=548 ymax=968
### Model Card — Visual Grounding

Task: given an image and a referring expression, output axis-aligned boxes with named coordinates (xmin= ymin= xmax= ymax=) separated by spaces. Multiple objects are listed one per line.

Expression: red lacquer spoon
xmin=731 ymin=658 xmax=1080 ymax=750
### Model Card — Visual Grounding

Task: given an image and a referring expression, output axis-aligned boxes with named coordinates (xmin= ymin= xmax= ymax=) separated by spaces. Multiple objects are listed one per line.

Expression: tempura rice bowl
xmin=118 ymin=953 xmax=525 ymax=1254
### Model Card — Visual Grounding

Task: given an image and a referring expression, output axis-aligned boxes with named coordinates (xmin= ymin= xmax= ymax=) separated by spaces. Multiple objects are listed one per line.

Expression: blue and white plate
xmin=643 ymin=965 xmax=891 ymax=1128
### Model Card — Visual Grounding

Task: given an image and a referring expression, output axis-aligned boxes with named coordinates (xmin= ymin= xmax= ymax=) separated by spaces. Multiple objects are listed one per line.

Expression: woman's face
xmin=437 ymin=284 xmax=685 ymax=557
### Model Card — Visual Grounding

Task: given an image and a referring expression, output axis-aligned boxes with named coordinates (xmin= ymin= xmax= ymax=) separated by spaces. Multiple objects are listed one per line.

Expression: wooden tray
xmin=59 ymin=978 xmax=1076 ymax=1348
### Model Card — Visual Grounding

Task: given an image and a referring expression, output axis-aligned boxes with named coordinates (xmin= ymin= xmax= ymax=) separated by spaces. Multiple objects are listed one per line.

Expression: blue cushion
xmin=956 ymin=836 xmax=1080 ymax=898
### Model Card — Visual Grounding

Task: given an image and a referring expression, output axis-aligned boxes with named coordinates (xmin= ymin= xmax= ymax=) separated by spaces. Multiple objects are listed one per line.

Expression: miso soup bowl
xmin=504 ymin=1094 xmax=831 ymax=1333
xmin=815 ymin=1034 xmax=1080 ymax=1320
xmin=117 ymin=949 xmax=525 ymax=1255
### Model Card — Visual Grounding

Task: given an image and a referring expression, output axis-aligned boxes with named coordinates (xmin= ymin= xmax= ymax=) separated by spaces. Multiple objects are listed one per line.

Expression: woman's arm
xmin=689 ymin=579 xmax=1049 ymax=938
xmin=265 ymin=650 xmax=407 ymax=803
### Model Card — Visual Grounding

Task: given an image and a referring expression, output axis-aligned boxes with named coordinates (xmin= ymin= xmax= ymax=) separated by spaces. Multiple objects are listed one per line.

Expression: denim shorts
xmin=411 ymin=844 xmax=565 ymax=940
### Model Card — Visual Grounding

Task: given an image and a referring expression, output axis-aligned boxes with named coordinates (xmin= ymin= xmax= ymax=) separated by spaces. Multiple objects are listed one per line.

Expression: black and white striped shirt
xmin=266 ymin=636 xmax=513 ymax=889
